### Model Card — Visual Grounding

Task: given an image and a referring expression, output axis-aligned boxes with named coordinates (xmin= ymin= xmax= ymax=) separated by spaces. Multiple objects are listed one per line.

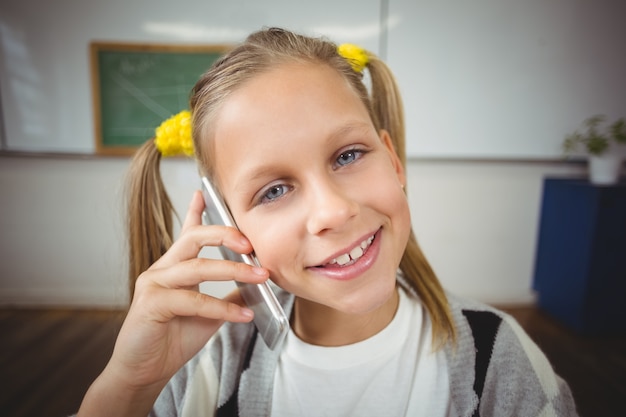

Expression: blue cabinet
xmin=533 ymin=178 xmax=626 ymax=335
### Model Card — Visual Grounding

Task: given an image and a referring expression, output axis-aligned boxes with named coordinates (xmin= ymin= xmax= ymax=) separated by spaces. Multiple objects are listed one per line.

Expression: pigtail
xmin=125 ymin=139 xmax=176 ymax=301
xmin=366 ymin=55 xmax=455 ymax=346
xmin=367 ymin=55 xmax=406 ymax=167
xmin=400 ymin=232 xmax=455 ymax=347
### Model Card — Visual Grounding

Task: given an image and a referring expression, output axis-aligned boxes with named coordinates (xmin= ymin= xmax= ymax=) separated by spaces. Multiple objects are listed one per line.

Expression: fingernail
xmin=241 ymin=308 xmax=254 ymax=319
xmin=252 ymin=267 xmax=267 ymax=276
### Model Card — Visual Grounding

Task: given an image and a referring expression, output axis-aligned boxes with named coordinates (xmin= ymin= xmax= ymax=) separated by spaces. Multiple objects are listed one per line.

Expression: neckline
xmin=282 ymin=287 xmax=416 ymax=370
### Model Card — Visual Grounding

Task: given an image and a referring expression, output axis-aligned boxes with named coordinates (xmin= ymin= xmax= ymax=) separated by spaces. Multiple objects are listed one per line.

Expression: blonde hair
xmin=126 ymin=27 xmax=455 ymax=346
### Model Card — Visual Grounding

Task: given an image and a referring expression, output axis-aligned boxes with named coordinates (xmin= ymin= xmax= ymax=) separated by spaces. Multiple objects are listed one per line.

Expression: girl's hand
xmin=78 ymin=191 xmax=268 ymax=416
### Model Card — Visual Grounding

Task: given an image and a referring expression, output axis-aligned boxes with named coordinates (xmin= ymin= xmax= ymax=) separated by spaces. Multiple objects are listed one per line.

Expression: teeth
xmin=335 ymin=254 xmax=351 ymax=266
xmin=350 ymin=246 xmax=363 ymax=259
xmin=329 ymin=235 xmax=374 ymax=266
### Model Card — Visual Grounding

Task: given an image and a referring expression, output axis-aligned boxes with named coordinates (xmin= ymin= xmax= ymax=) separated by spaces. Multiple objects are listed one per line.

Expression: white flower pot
xmin=588 ymin=154 xmax=622 ymax=185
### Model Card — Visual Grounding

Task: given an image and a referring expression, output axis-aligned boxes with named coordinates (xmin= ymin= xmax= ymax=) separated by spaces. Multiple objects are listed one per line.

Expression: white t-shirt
xmin=271 ymin=287 xmax=451 ymax=416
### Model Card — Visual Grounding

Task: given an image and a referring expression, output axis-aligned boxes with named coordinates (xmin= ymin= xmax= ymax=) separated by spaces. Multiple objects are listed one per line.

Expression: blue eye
xmin=336 ymin=149 xmax=364 ymax=167
xmin=261 ymin=184 xmax=289 ymax=203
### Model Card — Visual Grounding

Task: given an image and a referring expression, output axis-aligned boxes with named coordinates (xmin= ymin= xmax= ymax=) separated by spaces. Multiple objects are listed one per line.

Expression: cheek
xmin=389 ymin=192 xmax=412 ymax=240
xmin=366 ymin=167 xmax=409 ymax=217
xmin=392 ymin=187 xmax=411 ymax=223
xmin=396 ymin=198 xmax=412 ymax=247
xmin=253 ymin=238 xmax=301 ymax=292
xmin=239 ymin=213 xmax=302 ymax=275
xmin=369 ymin=176 xmax=412 ymax=248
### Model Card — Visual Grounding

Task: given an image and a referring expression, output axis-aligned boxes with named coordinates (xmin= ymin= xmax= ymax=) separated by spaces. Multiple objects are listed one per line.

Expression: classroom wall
xmin=0 ymin=0 xmax=622 ymax=307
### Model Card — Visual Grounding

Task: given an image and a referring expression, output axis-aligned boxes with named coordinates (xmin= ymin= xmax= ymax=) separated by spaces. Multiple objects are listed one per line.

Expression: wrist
xmin=77 ymin=364 xmax=165 ymax=417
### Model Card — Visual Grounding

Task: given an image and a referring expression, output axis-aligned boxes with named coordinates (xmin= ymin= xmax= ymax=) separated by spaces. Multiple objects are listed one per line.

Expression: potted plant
xmin=563 ymin=115 xmax=626 ymax=185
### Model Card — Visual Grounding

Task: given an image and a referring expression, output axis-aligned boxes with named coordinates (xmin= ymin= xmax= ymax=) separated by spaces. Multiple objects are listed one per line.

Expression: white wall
xmin=406 ymin=159 xmax=588 ymax=304
xmin=388 ymin=0 xmax=626 ymax=159
xmin=0 ymin=154 xmax=592 ymax=307
xmin=0 ymin=155 xmax=129 ymax=306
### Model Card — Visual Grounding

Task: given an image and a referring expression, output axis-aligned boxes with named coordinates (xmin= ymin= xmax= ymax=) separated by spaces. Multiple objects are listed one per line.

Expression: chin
xmin=339 ymin=278 xmax=398 ymax=315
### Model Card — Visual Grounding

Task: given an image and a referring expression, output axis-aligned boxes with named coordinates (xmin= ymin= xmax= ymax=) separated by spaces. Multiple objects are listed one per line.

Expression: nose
xmin=305 ymin=178 xmax=359 ymax=235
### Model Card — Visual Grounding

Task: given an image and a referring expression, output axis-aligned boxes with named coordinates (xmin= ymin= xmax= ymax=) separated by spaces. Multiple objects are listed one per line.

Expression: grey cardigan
xmin=152 ymin=282 xmax=578 ymax=417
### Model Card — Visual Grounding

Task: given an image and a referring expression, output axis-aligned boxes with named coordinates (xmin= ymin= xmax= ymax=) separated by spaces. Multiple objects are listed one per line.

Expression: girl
xmin=78 ymin=27 xmax=577 ymax=416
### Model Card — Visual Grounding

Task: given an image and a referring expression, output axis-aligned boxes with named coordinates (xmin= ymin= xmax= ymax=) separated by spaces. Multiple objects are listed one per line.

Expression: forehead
xmin=209 ymin=63 xmax=373 ymax=182
xmin=217 ymin=62 xmax=366 ymax=124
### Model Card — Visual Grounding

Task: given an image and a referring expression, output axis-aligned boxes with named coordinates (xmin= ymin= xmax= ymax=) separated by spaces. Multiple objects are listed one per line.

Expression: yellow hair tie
xmin=154 ymin=110 xmax=194 ymax=157
xmin=337 ymin=43 xmax=369 ymax=73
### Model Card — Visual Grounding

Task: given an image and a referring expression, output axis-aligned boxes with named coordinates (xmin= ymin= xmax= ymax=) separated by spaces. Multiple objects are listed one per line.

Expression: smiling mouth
xmin=323 ymin=234 xmax=375 ymax=267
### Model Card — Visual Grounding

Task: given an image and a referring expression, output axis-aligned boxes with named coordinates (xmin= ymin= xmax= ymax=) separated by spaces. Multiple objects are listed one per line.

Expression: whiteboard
xmin=387 ymin=0 xmax=626 ymax=159
xmin=0 ymin=0 xmax=381 ymax=154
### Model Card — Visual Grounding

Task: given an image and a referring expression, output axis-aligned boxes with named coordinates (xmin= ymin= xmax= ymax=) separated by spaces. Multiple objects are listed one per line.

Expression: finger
xmin=144 ymin=257 xmax=269 ymax=289
xmin=180 ymin=190 xmax=205 ymax=235
xmin=223 ymin=288 xmax=245 ymax=307
xmin=145 ymin=286 xmax=254 ymax=323
xmin=152 ymin=224 xmax=254 ymax=270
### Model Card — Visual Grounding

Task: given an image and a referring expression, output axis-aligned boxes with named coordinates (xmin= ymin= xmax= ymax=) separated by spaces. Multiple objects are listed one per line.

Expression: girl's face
xmin=212 ymin=62 xmax=410 ymax=315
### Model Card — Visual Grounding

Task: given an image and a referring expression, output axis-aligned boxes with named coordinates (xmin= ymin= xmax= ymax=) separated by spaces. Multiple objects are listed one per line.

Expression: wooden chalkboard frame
xmin=90 ymin=42 xmax=229 ymax=156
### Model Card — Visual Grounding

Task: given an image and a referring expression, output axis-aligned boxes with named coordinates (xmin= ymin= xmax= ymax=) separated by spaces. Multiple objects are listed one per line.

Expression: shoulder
xmin=444 ymin=293 xmax=578 ymax=416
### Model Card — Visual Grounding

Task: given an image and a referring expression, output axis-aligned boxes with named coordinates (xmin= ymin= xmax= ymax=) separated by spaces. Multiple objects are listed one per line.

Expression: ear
xmin=379 ymin=130 xmax=406 ymax=188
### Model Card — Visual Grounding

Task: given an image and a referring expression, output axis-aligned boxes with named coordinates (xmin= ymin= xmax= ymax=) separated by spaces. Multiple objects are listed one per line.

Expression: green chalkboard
xmin=90 ymin=43 xmax=228 ymax=155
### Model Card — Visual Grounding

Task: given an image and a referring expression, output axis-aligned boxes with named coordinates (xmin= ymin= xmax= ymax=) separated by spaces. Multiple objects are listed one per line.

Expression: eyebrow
xmin=326 ymin=122 xmax=373 ymax=145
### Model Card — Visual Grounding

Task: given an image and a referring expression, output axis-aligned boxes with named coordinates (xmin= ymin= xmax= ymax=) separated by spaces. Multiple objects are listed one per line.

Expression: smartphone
xmin=200 ymin=176 xmax=289 ymax=350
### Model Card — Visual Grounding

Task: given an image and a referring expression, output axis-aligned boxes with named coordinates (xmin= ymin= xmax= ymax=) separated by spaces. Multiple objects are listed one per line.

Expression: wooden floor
xmin=0 ymin=306 xmax=624 ymax=417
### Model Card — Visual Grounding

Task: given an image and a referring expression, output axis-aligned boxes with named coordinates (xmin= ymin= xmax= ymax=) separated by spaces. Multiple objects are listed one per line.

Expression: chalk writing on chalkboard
xmin=90 ymin=43 xmax=229 ymax=155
